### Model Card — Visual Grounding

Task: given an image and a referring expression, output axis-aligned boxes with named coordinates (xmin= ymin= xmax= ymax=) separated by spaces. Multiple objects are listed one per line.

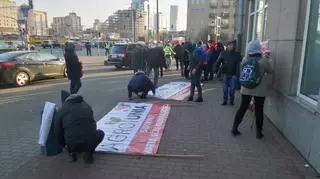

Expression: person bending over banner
xmin=54 ymin=90 xmax=105 ymax=164
xmin=128 ymin=71 xmax=156 ymax=100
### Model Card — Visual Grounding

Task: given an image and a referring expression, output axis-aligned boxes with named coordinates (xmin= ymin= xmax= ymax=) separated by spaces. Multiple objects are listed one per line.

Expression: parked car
xmin=105 ymin=43 xmax=144 ymax=68
xmin=41 ymin=40 xmax=60 ymax=48
xmin=0 ymin=51 xmax=66 ymax=87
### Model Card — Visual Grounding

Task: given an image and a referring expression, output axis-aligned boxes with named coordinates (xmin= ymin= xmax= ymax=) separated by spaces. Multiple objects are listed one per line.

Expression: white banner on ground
xmin=149 ymin=82 xmax=191 ymax=100
xmin=96 ymin=102 xmax=171 ymax=154
xmin=38 ymin=102 xmax=56 ymax=146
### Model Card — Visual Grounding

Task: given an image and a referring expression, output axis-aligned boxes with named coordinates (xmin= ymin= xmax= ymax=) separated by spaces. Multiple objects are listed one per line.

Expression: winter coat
xmin=147 ymin=47 xmax=166 ymax=68
xmin=173 ymin=45 xmax=184 ymax=59
xmin=240 ymin=56 xmax=274 ymax=97
xmin=190 ymin=47 xmax=205 ymax=83
xmin=54 ymin=91 xmax=97 ymax=148
xmin=64 ymin=54 xmax=82 ymax=80
xmin=215 ymin=50 xmax=242 ymax=76
xmin=128 ymin=72 xmax=156 ymax=94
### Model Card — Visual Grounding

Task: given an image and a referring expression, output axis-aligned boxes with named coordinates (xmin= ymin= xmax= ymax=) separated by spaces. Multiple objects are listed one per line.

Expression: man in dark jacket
xmin=188 ymin=41 xmax=204 ymax=102
xmin=146 ymin=47 xmax=166 ymax=87
xmin=128 ymin=71 xmax=156 ymax=100
xmin=215 ymin=40 xmax=242 ymax=106
xmin=183 ymin=41 xmax=194 ymax=78
xmin=173 ymin=43 xmax=184 ymax=74
xmin=85 ymin=42 xmax=92 ymax=56
xmin=54 ymin=90 xmax=104 ymax=164
xmin=65 ymin=43 xmax=83 ymax=94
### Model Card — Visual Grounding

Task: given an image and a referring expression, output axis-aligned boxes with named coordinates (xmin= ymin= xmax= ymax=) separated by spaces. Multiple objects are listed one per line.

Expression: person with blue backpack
xmin=187 ymin=41 xmax=205 ymax=102
xmin=231 ymin=40 xmax=273 ymax=139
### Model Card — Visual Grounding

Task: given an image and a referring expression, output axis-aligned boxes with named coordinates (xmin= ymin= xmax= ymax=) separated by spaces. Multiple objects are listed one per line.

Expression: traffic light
xmin=28 ymin=0 xmax=33 ymax=9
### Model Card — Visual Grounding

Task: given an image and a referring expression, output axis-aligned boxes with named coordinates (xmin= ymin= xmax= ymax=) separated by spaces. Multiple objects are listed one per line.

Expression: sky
xmin=15 ymin=0 xmax=187 ymax=30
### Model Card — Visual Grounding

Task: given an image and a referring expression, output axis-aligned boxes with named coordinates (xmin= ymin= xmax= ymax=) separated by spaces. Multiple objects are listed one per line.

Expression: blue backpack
xmin=239 ymin=57 xmax=261 ymax=89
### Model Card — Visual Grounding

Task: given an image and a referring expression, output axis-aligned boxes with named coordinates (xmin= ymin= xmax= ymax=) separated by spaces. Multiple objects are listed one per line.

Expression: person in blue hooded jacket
xmin=187 ymin=41 xmax=205 ymax=102
xmin=128 ymin=71 xmax=156 ymax=100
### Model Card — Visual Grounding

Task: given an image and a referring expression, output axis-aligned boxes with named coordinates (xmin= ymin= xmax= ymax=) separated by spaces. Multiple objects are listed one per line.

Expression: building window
xmin=247 ymin=0 xmax=269 ymax=42
xmin=299 ymin=0 xmax=320 ymax=103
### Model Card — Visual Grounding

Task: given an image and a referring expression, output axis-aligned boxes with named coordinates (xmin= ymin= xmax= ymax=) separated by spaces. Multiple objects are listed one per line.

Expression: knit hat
xmin=247 ymin=40 xmax=262 ymax=55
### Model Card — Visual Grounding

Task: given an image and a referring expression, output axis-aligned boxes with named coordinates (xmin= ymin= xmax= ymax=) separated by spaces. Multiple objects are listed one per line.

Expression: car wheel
xmin=115 ymin=65 xmax=122 ymax=69
xmin=15 ymin=71 xmax=30 ymax=87
xmin=63 ymin=67 xmax=68 ymax=77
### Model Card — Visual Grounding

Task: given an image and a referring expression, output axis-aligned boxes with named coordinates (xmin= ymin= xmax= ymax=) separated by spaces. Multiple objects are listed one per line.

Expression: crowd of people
xmin=54 ymin=39 xmax=273 ymax=164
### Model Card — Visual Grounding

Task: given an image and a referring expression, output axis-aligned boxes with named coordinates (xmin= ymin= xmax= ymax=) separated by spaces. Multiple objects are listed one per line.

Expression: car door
xmin=39 ymin=53 xmax=63 ymax=77
xmin=17 ymin=53 xmax=44 ymax=79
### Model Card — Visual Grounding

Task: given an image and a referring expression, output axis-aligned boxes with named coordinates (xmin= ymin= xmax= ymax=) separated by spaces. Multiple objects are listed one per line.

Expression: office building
xmin=170 ymin=5 xmax=178 ymax=31
xmin=0 ymin=0 xmax=18 ymax=33
xmin=153 ymin=12 xmax=167 ymax=32
xmin=52 ymin=12 xmax=82 ymax=37
xmin=186 ymin=0 xmax=236 ymax=41
xmin=27 ymin=10 xmax=48 ymax=36
xmin=235 ymin=0 xmax=320 ymax=173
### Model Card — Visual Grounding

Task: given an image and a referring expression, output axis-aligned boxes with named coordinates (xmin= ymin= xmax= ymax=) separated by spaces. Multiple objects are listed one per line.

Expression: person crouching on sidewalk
xmin=231 ymin=40 xmax=273 ymax=139
xmin=188 ymin=41 xmax=205 ymax=103
xmin=54 ymin=90 xmax=105 ymax=164
xmin=128 ymin=71 xmax=156 ymax=100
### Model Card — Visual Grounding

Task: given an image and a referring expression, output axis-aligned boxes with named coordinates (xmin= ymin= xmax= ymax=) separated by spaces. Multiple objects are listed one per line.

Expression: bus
xmin=28 ymin=35 xmax=66 ymax=45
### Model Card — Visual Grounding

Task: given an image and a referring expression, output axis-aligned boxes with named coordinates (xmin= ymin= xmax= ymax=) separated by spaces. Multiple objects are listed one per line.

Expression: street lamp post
xmin=156 ymin=0 xmax=159 ymax=42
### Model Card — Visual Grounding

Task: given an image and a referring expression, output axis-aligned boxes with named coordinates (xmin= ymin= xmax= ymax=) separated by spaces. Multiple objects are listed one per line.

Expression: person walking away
xmin=231 ymin=40 xmax=273 ymax=139
xmin=188 ymin=41 xmax=205 ymax=102
xmin=146 ymin=46 xmax=166 ymax=87
xmin=85 ymin=42 xmax=92 ymax=56
xmin=105 ymin=42 xmax=111 ymax=56
xmin=173 ymin=43 xmax=185 ymax=74
xmin=65 ymin=43 xmax=83 ymax=94
xmin=207 ymin=42 xmax=219 ymax=80
xmin=54 ymin=90 xmax=105 ymax=164
xmin=128 ymin=71 xmax=156 ymax=100
xmin=202 ymin=44 xmax=210 ymax=82
xmin=214 ymin=40 xmax=242 ymax=106
xmin=183 ymin=41 xmax=193 ymax=78
xmin=163 ymin=43 xmax=175 ymax=70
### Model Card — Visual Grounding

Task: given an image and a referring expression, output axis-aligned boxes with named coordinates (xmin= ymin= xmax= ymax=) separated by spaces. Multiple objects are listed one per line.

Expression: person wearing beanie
xmin=214 ymin=40 xmax=242 ymax=105
xmin=231 ymin=40 xmax=273 ymax=139
xmin=54 ymin=90 xmax=105 ymax=164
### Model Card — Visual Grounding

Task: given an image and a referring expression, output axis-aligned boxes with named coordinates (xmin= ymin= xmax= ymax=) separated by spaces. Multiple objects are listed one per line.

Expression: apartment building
xmin=52 ymin=12 xmax=82 ymax=37
xmin=0 ymin=0 xmax=18 ymax=33
xmin=27 ymin=10 xmax=48 ymax=36
xmin=187 ymin=0 xmax=236 ymax=42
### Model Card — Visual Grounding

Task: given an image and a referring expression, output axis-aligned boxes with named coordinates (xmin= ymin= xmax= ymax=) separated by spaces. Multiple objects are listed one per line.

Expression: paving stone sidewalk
xmin=6 ymin=81 xmax=319 ymax=179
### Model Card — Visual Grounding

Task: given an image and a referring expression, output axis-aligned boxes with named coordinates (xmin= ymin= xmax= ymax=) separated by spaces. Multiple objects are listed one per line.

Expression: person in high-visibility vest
xmin=163 ymin=43 xmax=175 ymax=70
xmin=105 ymin=42 xmax=111 ymax=56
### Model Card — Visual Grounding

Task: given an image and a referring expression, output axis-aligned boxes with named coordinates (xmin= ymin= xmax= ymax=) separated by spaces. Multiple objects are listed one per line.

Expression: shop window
xmin=299 ymin=0 xmax=320 ymax=102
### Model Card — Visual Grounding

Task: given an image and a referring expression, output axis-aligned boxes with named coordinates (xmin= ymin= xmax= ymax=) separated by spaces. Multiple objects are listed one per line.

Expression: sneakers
xmin=221 ymin=101 xmax=227 ymax=106
xmin=195 ymin=97 xmax=203 ymax=103
xmin=83 ymin=153 xmax=94 ymax=164
xmin=231 ymin=129 xmax=241 ymax=136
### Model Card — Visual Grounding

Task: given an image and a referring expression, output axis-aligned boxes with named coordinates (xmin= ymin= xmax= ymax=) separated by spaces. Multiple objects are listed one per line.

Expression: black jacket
xmin=215 ymin=50 xmax=242 ymax=76
xmin=65 ymin=54 xmax=82 ymax=80
xmin=54 ymin=91 xmax=97 ymax=147
xmin=147 ymin=47 xmax=166 ymax=68
xmin=128 ymin=72 xmax=156 ymax=94
xmin=173 ymin=45 xmax=184 ymax=59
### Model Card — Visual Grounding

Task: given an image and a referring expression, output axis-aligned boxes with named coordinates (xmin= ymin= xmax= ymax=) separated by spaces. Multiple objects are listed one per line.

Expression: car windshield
xmin=0 ymin=52 xmax=21 ymax=62
xmin=111 ymin=45 xmax=126 ymax=54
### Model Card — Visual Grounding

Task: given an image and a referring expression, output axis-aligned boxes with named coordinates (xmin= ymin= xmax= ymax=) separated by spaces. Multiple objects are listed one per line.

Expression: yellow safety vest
xmin=164 ymin=46 xmax=172 ymax=56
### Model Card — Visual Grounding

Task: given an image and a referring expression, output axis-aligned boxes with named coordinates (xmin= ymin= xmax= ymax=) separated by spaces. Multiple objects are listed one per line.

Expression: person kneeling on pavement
xmin=54 ymin=90 xmax=105 ymax=164
xmin=128 ymin=71 xmax=156 ymax=100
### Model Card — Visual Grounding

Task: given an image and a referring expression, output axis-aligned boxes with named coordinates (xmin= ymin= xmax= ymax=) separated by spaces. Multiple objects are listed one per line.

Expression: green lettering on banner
xmin=107 ymin=134 xmax=127 ymax=142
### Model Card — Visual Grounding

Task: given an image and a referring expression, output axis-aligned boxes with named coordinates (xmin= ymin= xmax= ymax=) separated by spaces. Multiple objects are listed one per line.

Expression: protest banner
xmin=96 ymin=102 xmax=171 ymax=154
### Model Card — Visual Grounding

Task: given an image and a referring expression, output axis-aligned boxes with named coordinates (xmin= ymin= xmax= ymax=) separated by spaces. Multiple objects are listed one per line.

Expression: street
xmin=0 ymin=56 xmax=318 ymax=179
xmin=0 ymin=56 xmax=181 ymax=179
xmin=35 ymin=46 xmax=107 ymax=58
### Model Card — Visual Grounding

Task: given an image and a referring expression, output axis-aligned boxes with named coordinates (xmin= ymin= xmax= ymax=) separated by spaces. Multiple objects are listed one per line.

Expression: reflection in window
xmin=255 ymin=10 xmax=264 ymax=40
xmin=301 ymin=0 xmax=320 ymax=101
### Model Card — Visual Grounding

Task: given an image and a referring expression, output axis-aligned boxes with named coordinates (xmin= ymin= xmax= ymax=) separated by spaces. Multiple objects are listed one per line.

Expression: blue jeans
xmin=222 ymin=74 xmax=238 ymax=102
